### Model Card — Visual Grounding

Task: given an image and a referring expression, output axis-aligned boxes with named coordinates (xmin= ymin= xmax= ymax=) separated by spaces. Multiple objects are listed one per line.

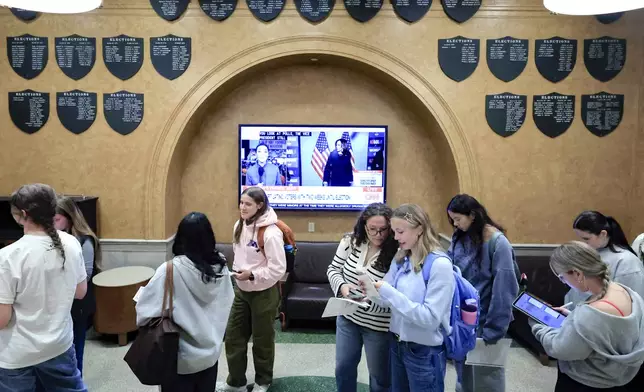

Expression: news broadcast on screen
xmin=239 ymin=125 xmax=388 ymax=210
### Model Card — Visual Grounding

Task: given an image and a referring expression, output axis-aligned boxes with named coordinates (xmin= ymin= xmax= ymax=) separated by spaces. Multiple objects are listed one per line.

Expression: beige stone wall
xmin=0 ymin=0 xmax=642 ymax=244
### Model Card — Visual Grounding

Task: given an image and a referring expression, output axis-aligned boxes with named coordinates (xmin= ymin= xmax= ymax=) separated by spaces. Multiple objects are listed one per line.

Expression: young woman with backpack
xmin=217 ymin=187 xmax=287 ymax=392
xmin=327 ymin=203 xmax=399 ymax=392
xmin=446 ymin=194 xmax=519 ymax=392
xmin=54 ymin=196 xmax=102 ymax=375
xmin=366 ymin=204 xmax=454 ymax=392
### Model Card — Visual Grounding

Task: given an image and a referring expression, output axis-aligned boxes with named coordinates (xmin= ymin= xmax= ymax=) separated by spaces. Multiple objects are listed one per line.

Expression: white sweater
xmin=135 ymin=255 xmax=234 ymax=374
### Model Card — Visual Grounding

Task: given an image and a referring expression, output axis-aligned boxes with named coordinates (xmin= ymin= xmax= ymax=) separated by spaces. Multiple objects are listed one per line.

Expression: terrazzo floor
xmin=82 ymin=321 xmax=557 ymax=391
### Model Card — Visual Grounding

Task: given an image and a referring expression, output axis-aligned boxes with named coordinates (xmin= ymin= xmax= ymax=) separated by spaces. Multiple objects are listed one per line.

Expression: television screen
xmin=239 ymin=125 xmax=387 ymax=211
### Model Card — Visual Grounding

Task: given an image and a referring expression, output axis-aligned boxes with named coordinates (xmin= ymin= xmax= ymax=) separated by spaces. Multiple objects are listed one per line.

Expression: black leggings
xmin=161 ymin=362 xmax=218 ymax=392
xmin=555 ymin=366 xmax=633 ymax=392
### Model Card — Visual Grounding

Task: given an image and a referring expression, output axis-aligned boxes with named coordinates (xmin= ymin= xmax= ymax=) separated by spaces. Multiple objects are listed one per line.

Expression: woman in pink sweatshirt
xmin=217 ymin=187 xmax=287 ymax=392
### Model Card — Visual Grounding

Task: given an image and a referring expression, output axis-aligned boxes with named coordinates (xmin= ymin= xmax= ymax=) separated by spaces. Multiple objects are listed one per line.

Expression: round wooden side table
xmin=93 ymin=266 xmax=155 ymax=346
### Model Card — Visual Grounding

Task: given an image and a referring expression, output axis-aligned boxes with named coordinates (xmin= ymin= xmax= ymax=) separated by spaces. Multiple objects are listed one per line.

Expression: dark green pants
xmin=225 ymin=285 xmax=280 ymax=387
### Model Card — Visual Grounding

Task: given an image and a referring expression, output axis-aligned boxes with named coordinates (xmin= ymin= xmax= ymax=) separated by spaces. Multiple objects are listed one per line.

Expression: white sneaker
xmin=251 ymin=384 xmax=270 ymax=392
xmin=215 ymin=382 xmax=246 ymax=392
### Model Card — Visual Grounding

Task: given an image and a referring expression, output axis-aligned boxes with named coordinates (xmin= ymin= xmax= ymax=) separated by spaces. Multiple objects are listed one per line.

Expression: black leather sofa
xmin=278 ymin=242 xmax=337 ymax=330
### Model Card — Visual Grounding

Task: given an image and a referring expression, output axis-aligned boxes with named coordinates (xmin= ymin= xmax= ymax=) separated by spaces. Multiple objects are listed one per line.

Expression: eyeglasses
xmin=366 ymin=226 xmax=390 ymax=236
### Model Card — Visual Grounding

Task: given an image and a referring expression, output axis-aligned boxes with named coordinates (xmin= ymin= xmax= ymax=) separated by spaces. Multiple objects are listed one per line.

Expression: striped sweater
xmin=326 ymin=236 xmax=391 ymax=332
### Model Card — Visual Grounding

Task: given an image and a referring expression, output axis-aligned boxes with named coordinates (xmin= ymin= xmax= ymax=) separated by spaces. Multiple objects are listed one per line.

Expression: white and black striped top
xmin=326 ymin=236 xmax=391 ymax=332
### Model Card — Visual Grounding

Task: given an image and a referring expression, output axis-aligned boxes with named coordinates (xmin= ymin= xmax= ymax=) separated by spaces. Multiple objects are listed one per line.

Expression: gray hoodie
xmin=135 ymin=255 xmax=234 ymax=374
xmin=533 ymin=285 xmax=644 ymax=388
xmin=565 ymin=247 xmax=644 ymax=310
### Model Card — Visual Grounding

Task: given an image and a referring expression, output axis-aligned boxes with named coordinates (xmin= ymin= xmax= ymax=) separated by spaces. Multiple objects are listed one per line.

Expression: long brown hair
xmin=233 ymin=187 xmax=269 ymax=244
xmin=349 ymin=203 xmax=398 ymax=272
xmin=11 ymin=184 xmax=66 ymax=265
xmin=56 ymin=196 xmax=102 ymax=271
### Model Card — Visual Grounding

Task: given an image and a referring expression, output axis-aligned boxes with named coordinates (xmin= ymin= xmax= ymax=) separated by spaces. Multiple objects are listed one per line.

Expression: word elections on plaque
xmin=103 ymin=91 xmax=144 ymax=136
xmin=535 ymin=37 xmax=577 ymax=83
xmin=10 ymin=8 xmax=39 ymax=21
xmin=581 ymin=92 xmax=623 ymax=137
xmin=247 ymin=0 xmax=285 ymax=22
xmin=102 ymin=35 xmax=144 ymax=81
xmin=151 ymin=0 xmax=190 ymax=21
xmin=392 ymin=0 xmax=432 ymax=23
xmin=199 ymin=0 xmax=238 ymax=21
xmin=441 ymin=0 xmax=481 ymax=23
xmin=486 ymin=37 xmax=528 ymax=82
xmin=344 ymin=0 xmax=383 ymax=23
xmin=7 ymin=34 xmax=48 ymax=80
xmin=533 ymin=93 xmax=575 ymax=138
xmin=295 ymin=0 xmax=335 ymax=23
xmin=596 ymin=12 xmax=624 ymax=24
xmin=584 ymin=37 xmax=626 ymax=82
xmin=55 ymin=35 xmax=96 ymax=80
xmin=438 ymin=36 xmax=479 ymax=82
xmin=485 ymin=93 xmax=527 ymax=138
xmin=56 ymin=90 xmax=97 ymax=135
xmin=151 ymin=35 xmax=191 ymax=80
xmin=8 ymin=90 xmax=49 ymax=135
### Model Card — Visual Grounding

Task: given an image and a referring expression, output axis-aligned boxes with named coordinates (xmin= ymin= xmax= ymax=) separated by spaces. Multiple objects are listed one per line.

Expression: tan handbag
xmin=124 ymin=260 xmax=180 ymax=385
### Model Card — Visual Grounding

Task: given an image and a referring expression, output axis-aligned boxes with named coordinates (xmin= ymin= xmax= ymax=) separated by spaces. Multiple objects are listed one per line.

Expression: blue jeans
xmin=335 ymin=316 xmax=390 ymax=392
xmin=72 ymin=317 xmax=87 ymax=375
xmin=390 ymin=334 xmax=446 ymax=392
xmin=0 ymin=345 xmax=86 ymax=392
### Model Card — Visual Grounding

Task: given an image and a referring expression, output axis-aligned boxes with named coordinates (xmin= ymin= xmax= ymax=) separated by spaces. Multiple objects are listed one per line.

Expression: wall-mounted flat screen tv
xmin=239 ymin=124 xmax=387 ymax=211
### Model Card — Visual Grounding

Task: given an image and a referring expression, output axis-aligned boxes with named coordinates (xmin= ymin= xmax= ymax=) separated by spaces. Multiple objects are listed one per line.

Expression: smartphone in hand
xmin=348 ymin=288 xmax=366 ymax=300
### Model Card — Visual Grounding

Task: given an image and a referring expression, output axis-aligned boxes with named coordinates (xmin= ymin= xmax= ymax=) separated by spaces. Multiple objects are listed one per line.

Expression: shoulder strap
xmin=162 ymin=260 xmax=174 ymax=319
xmin=257 ymin=226 xmax=268 ymax=250
xmin=422 ymin=251 xmax=449 ymax=285
xmin=594 ymin=299 xmax=625 ymax=316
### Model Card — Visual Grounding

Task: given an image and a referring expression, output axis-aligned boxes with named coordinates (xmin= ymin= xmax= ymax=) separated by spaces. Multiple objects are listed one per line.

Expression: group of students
xmin=327 ymin=198 xmax=644 ymax=392
xmin=2 ymin=183 xmax=644 ymax=392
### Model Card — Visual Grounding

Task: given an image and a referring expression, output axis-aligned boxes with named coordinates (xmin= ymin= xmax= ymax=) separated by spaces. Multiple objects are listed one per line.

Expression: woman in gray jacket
xmin=135 ymin=212 xmax=234 ymax=391
xmin=532 ymin=241 xmax=644 ymax=391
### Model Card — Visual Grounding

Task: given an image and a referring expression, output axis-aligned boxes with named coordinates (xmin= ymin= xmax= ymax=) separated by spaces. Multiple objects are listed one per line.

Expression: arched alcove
xmin=144 ymin=36 xmax=479 ymax=240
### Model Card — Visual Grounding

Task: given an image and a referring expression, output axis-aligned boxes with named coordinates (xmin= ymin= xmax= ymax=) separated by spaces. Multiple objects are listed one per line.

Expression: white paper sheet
xmin=357 ymin=274 xmax=380 ymax=299
xmin=321 ymin=297 xmax=370 ymax=318
xmin=465 ymin=338 xmax=512 ymax=368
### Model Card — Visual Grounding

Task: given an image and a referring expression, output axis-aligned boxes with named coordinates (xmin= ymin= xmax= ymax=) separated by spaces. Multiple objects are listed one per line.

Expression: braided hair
xmin=11 ymin=184 xmax=66 ymax=266
xmin=549 ymin=241 xmax=612 ymax=301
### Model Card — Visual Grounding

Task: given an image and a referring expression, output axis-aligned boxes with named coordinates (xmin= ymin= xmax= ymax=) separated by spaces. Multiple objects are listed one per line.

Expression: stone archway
xmin=143 ymin=35 xmax=479 ymax=239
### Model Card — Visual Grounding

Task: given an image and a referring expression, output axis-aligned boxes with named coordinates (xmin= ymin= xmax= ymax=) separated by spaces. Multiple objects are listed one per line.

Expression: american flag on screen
xmin=311 ymin=132 xmax=330 ymax=180
xmin=341 ymin=131 xmax=358 ymax=173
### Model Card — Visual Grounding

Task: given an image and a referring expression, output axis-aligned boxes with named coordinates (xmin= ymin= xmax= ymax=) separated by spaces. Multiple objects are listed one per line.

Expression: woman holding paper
xmin=327 ymin=203 xmax=398 ymax=392
xmin=531 ymin=241 xmax=644 ymax=391
xmin=367 ymin=204 xmax=454 ymax=392
xmin=446 ymin=194 xmax=519 ymax=392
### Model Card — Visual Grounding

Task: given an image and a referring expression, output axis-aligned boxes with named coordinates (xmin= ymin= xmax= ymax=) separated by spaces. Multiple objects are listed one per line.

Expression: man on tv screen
xmin=323 ymin=139 xmax=353 ymax=187
xmin=245 ymin=143 xmax=285 ymax=186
